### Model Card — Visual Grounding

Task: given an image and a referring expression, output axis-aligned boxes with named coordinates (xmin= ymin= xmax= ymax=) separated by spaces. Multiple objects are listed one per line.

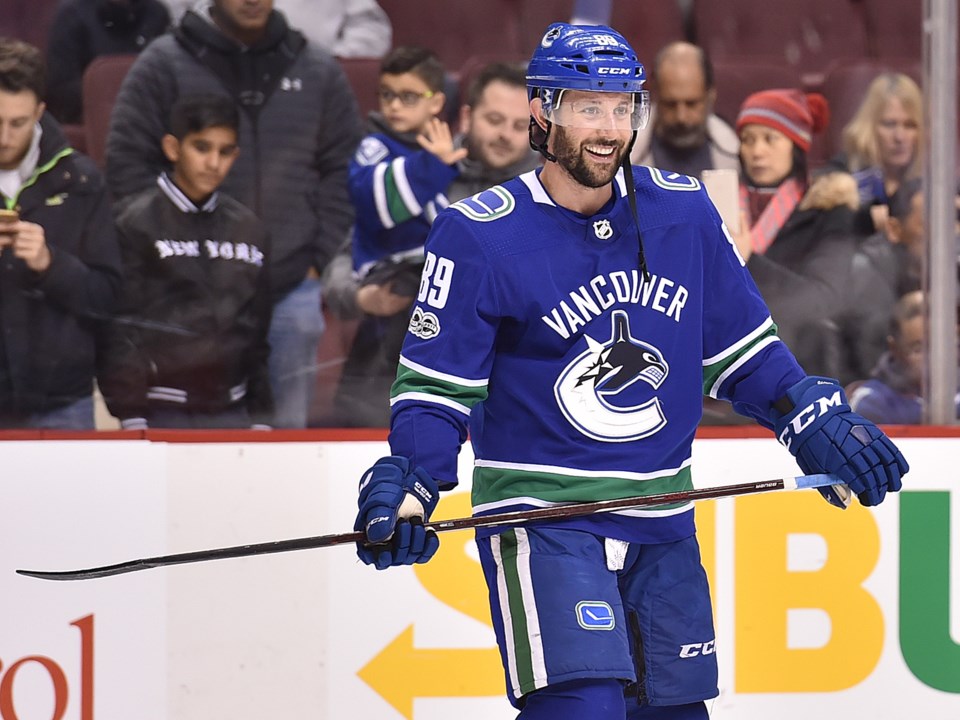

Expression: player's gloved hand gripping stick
xmin=772 ymin=377 xmax=908 ymax=507
xmin=354 ymin=456 xmax=440 ymax=569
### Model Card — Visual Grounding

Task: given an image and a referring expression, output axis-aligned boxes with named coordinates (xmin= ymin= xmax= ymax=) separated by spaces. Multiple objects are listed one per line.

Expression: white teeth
xmin=586 ymin=145 xmax=615 ymax=156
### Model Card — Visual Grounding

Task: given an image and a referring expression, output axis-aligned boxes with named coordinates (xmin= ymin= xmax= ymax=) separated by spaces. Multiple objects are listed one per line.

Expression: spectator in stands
xmin=849 ymin=290 xmax=928 ymax=423
xmin=105 ymin=0 xmax=363 ymax=428
xmin=731 ymin=89 xmax=858 ymax=378
xmin=45 ymin=0 xmax=171 ymax=125
xmin=833 ymin=73 xmax=923 ymax=236
xmin=100 ymin=94 xmax=272 ymax=429
xmin=273 ymin=0 xmax=391 ymax=57
xmin=326 ymin=58 xmax=540 ymax=426
xmin=836 ymin=177 xmax=960 ymax=387
xmin=160 ymin=0 xmax=391 ymax=56
xmin=0 ymin=39 xmax=122 ymax=429
xmin=630 ymin=42 xmax=739 ymax=178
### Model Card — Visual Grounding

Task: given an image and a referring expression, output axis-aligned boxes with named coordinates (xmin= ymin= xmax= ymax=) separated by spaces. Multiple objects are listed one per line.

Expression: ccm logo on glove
xmin=777 ymin=390 xmax=843 ymax=451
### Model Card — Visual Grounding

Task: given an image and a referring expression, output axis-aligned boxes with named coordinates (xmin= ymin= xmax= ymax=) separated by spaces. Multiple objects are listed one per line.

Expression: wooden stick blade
xmin=16 ymin=473 xmax=841 ymax=581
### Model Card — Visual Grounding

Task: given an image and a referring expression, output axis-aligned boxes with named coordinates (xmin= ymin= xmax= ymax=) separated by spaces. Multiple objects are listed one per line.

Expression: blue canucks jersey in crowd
xmin=348 ymin=116 xmax=460 ymax=276
xmin=389 ymin=166 xmax=807 ymax=543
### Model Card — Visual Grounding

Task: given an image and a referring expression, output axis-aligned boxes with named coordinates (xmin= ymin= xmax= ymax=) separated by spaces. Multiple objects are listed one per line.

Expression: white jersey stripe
xmin=515 ymin=528 xmax=548 ymax=691
xmin=702 ymin=316 xmax=774 ymax=366
xmin=491 ymin=535 xmax=523 ymax=697
xmin=391 ymin=156 xmax=423 ymax=216
xmin=475 ymin=456 xmax=692 ymax=482
xmin=473 ymin=495 xmax=693 ymax=518
xmin=708 ymin=335 xmax=781 ymax=398
xmin=372 ymin=162 xmax=395 ymax=229
xmin=398 ymin=354 xmax=489 ymax=387
xmin=390 ymin=391 xmax=471 ymax=416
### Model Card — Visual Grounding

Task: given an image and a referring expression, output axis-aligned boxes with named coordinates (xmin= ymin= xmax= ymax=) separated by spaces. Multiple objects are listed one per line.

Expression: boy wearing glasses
xmin=348 ymin=46 xmax=465 ymax=291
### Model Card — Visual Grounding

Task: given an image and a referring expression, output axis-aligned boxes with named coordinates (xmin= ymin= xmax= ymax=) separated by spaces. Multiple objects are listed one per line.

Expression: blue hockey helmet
xmin=527 ymin=23 xmax=650 ymax=131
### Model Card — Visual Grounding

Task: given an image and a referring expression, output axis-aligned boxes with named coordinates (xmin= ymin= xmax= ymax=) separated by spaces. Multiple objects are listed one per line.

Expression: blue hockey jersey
xmin=348 ymin=118 xmax=460 ymax=276
xmin=389 ymin=166 xmax=806 ymax=543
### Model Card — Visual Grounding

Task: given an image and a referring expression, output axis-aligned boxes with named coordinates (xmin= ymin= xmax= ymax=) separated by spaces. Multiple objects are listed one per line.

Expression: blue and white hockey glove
xmin=772 ymin=377 xmax=908 ymax=507
xmin=354 ymin=456 xmax=440 ymax=570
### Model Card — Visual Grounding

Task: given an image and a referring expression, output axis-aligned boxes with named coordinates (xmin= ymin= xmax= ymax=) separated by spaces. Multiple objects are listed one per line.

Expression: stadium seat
xmin=690 ymin=0 xmax=868 ymax=75
xmin=517 ymin=0 xmax=686 ymax=63
xmin=710 ymin=59 xmax=803 ymax=126
xmin=861 ymin=0 xmax=922 ymax=60
xmin=338 ymin=57 xmax=383 ymax=121
xmin=379 ymin=0 xmax=523 ymax=69
xmin=81 ymin=54 xmax=138 ymax=169
xmin=0 ymin=0 xmax=59 ymax=55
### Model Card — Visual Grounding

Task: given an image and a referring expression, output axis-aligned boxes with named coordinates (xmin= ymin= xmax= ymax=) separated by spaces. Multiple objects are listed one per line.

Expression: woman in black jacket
xmin=730 ymin=89 xmax=859 ymax=379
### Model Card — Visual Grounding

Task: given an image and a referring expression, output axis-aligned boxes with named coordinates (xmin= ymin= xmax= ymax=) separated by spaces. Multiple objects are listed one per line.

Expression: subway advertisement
xmin=0 ymin=434 xmax=957 ymax=718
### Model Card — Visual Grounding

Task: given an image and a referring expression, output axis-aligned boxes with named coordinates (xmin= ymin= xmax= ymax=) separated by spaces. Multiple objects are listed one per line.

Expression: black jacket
xmin=99 ymin=179 xmax=273 ymax=424
xmin=747 ymin=172 xmax=859 ymax=378
xmin=105 ymin=8 xmax=363 ymax=298
xmin=0 ymin=114 xmax=122 ymax=417
xmin=46 ymin=0 xmax=171 ymax=124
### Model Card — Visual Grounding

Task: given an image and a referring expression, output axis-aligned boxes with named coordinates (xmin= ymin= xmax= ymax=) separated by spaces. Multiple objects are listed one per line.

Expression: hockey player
xmin=353 ymin=23 xmax=908 ymax=720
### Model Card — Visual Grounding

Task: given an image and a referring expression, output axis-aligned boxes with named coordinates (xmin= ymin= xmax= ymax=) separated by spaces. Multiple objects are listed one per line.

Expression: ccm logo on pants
xmin=679 ymin=640 xmax=716 ymax=658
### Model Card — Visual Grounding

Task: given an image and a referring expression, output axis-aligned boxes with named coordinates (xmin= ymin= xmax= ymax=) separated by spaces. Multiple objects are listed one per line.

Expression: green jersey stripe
xmin=472 ymin=464 xmax=693 ymax=508
xmin=384 ymin=162 xmax=415 ymax=225
xmin=391 ymin=363 xmax=488 ymax=409
xmin=702 ymin=322 xmax=780 ymax=397
xmin=496 ymin=531 xmax=535 ymax=695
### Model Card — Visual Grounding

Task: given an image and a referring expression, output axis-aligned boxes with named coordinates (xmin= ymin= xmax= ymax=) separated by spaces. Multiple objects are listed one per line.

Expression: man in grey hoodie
xmin=106 ymin=0 xmax=363 ymax=427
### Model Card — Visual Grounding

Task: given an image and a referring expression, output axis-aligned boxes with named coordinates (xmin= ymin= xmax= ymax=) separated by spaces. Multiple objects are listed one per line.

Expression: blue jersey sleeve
xmin=696 ymin=189 xmax=805 ymax=428
xmin=388 ymin=206 xmax=502 ymax=488
xmin=348 ymin=135 xmax=459 ymax=233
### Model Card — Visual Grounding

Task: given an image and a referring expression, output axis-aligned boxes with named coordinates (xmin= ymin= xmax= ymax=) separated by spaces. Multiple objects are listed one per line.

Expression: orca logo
xmin=542 ymin=26 xmax=562 ymax=47
xmin=593 ymin=219 xmax=613 ymax=240
xmin=576 ymin=601 xmax=615 ymax=630
xmin=554 ymin=311 xmax=669 ymax=442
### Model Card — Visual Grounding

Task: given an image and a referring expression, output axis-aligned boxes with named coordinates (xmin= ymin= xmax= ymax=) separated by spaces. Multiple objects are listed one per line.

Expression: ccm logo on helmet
xmin=777 ymin=391 xmax=844 ymax=451
xmin=597 ymin=67 xmax=631 ymax=75
xmin=679 ymin=640 xmax=716 ymax=658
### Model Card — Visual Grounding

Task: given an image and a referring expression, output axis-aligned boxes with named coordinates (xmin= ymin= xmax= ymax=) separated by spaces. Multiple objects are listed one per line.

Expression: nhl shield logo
xmin=554 ymin=311 xmax=669 ymax=442
xmin=593 ymin=219 xmax=613 ymax=240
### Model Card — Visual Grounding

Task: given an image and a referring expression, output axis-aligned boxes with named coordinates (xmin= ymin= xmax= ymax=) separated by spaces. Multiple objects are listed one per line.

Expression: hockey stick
xmin=16 ymin=473 xmax=845 ymax=582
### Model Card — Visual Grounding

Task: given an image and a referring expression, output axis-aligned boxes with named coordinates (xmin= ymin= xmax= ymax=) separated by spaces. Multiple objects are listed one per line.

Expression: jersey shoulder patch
xmin=354 ymin=136 xmax=390 ymax=166
xmin=449 ymin=185 xmax=516 ymax=223
xmin=645 ymin=167 xmax=702 ymax=192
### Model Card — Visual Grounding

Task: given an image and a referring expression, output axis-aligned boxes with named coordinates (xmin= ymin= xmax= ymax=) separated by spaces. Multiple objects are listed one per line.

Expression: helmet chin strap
xmin=621 ymin=139 xmax=652 ymax=284
xmin=528 ymin=116 xmax=557 ymax=163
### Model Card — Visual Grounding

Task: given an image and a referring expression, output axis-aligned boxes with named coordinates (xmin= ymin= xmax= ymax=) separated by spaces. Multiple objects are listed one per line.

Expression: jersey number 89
xmin=418 ymin=252 xmax=455 ymax=309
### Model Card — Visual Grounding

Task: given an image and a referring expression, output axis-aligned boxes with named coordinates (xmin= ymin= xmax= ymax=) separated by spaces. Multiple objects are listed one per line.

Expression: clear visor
xmin=544 ymin=89 xmax=650 ymax=131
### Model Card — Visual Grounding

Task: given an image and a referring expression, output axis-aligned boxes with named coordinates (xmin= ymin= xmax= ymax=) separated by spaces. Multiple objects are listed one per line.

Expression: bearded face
xmin=551 ymin=124 xmax=629 ymax=188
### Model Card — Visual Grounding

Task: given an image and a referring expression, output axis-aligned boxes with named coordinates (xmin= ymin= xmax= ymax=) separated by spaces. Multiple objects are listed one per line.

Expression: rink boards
xmin=0 ymin=431 xmax=957 ymax=719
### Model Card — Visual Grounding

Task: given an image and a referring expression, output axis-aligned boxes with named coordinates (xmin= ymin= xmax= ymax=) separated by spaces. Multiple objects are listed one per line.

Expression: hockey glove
xmin=772 ymin=377 xmax=908 ymax=507
xmin=354 ymin=456 xmax=440 ymax=570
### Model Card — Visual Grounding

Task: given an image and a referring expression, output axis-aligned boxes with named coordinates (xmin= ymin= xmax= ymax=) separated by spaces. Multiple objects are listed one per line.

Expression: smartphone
xmin=0 ymin=209 xmax=18 ymax=235
xmin=701 ymin=169 xmax=740 ymax=235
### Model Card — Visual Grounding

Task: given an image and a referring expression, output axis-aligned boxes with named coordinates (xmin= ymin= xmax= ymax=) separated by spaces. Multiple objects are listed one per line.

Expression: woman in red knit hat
xmin=730 ymin=88 xmax=860 ymax=379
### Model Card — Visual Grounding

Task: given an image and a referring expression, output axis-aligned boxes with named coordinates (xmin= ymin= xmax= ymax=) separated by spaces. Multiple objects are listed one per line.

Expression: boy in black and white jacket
xmin=100 ymin=94 xmax=273 ymax=429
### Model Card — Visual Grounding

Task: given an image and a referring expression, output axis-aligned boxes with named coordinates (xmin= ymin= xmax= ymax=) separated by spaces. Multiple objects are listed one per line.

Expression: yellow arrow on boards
xmin=357 ymin=625 xmax=505 ymax=719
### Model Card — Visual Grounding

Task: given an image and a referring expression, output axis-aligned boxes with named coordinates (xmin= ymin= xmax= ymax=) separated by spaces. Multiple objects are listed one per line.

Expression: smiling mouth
xmin=585 ymin=144 xmax=618 ymax=158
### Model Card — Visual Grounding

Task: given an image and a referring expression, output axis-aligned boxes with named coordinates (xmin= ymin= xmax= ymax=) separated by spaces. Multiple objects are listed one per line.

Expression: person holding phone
xmin=0 ymin=39 xmax=122 ymax=429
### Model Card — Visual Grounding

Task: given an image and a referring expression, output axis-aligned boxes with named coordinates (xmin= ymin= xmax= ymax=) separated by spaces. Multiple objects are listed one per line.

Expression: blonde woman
xmin=837 ymin=73 xmax=923 ymax=234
